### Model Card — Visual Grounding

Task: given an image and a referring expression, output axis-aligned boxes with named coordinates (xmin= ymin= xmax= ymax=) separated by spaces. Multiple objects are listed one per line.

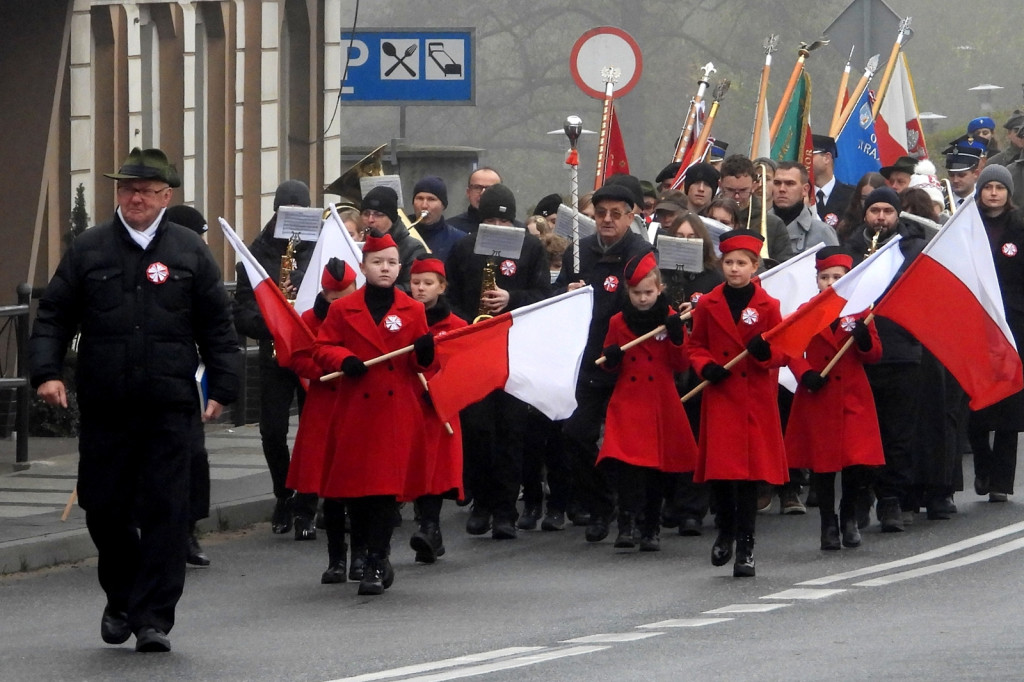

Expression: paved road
xmin=2 ymin=482 xmax=1023 ymax=681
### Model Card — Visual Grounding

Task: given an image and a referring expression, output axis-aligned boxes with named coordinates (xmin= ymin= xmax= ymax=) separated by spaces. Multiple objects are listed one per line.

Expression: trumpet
xmin=409 ymin=210 xmax=429 ymax=227
xmin=473 ymin=259 xmax=498 ymax=324
xmin=865 ymin=229 xmax=881 ymax=257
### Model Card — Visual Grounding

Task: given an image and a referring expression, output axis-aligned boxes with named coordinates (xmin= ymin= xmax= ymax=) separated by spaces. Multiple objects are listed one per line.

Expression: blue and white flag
xmin=834 ymin=88 xmax=881 ymax=185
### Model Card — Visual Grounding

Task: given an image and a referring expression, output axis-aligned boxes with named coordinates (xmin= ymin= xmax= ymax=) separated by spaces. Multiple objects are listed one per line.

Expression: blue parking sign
xmin=340 ymin=29 xmax=474 ymax=104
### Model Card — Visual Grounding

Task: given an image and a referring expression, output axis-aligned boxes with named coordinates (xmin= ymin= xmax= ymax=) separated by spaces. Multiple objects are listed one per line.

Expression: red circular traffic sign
xmin=570 ymin=27 xmax=643 ymax=100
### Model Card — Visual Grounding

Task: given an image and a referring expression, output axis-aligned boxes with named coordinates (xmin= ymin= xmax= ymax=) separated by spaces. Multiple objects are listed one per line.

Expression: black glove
xmin=701 ymin=363 xmax=731 ymax=384
xmin=800 ymin=370 xmax=828 ymax=392
xmin=341 ymin=355 xmax=368 ymax=377
xmin=602 ymin=344 xmax=625 ymax=369
xmin=414 ymin=333 xmax=435 ymax=366
xmin=664 ymin=314 xmax=685 ymax=346
xmin=850 ymin=320 xmax=872 ymax=351
xmin=746 ymin=334 xmax=772 ymax=361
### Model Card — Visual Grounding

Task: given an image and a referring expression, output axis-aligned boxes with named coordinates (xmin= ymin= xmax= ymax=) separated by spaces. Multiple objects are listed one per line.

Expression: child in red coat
xmin=406 ymin=256 xmax=467 ymax=565
xmin=313 ymin=231 xmax=435 ymax=596
xmin=598 ymin=252 xmax=698 ymax=551
xmin=685 ymin=229 xmax=788 ymax=577
xmin=785 ymin=247 xmax=884 ymax=550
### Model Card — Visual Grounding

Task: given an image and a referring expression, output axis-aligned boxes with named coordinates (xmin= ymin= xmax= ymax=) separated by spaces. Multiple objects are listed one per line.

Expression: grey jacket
xmin=772 ymin=204 xmax=839 ymax=254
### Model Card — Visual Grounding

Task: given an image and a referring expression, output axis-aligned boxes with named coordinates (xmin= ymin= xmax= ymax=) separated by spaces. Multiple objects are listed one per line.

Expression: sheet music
xmin=275 ymin=206 xmax=323 ymax=242
xmin=360 ymin=174 xmax=405 ymax=208
xmin=655 ymin=235 xmax=705 ymax=273
xmin=474 ymin=223 xmax=527 ymax=260
xmin=555 ymin=203 xmax=596 ymax=241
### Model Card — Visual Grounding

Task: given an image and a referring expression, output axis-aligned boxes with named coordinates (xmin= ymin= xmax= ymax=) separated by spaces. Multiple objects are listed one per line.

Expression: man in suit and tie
xmin=811 ymin=135 xmax=855 ymax=229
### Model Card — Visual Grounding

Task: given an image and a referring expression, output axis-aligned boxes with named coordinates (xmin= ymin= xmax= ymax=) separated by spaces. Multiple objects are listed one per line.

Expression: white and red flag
xmin=875 ymin=53 xmax=928 ymax=164
xmin=874 ymin=201 xmax=1023 ymax=409
xmin=764 ymin=236 xmax=904 ymax=359
xmin=294 ymin=204 xmax=365 ymax=314
xmin=427 ymin=287 xmax=593 ymax=422
xmin=219 ymin=217 xmax=315 ymax=368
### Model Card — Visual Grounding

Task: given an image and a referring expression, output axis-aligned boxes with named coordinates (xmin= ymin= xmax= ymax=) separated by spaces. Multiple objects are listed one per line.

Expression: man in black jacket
xmin=30 ymin=148 xmax=239 ymax=653
xmin=556 ymin=183 xmax=654 ymax=542
xmin=232 ymin=180 xmax=315 ymax=538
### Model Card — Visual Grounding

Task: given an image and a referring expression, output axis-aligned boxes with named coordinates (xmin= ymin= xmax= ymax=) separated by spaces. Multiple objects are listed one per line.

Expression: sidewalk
xmin=0 ymin=419 xmax=283 ymax=575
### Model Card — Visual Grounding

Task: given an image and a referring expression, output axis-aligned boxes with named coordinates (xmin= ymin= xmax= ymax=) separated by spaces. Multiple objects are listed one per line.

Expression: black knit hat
xmin=361 ymin=186 xmax=399 ymax=223
xmin=413 ymin=176 xmax=448 ymax=207
xmin=683 ymin=163 xmax=720 ymax=193
xmin=534 ymin=193 xmax=562 ymax=217
xmin=165 ymin=204 xmax=208 ymax=235
xmin=478 ymin=184 xmax=517 ymax=222
xmin=864 ymin=186 xmax=902 ymax=214
xmin=656 ymin=162 xmax=681 ymax=184
xmin=274 ymin=179 xmax=311 ymax=211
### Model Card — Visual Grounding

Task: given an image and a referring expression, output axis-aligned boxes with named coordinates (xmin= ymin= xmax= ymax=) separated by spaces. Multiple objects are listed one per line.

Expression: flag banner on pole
xmin=757 ymin=243 xmax=826 ymax=316
xmin=753 ymin=97 xmax=772 ymax=159
xmin=771 ymin=71 xmax=811 ymax=162
xmin=764 ymin=236 xmax=904 ymax=359
xmin=834 ymin=88 xmax=881 ymax=185
xmin=604 ymin=103 xmax=630 ymax=180
xmin=219 ymin=217 xmax=315 ymax=368
xmin=898 ymin=53 xmax=928 ymax=160
xmin=875 ymin=53 xmax=926 ymax=164
xmin=874 ymin=201 xmax=1022 ymax=409
xmin=428 ymin=287 xmax=594 ymax=421
xmin=294 ymin=204 xmax=365 ymax=314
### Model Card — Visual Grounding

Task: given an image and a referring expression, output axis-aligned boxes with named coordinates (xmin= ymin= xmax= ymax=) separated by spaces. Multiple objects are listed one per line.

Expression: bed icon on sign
xmin=426 ymin=41 xmax=463 ymax=79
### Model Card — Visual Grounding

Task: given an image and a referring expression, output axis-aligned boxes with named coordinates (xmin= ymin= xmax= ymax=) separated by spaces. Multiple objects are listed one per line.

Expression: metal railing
xmin=0 ymin=284 xmax=33 ymax=464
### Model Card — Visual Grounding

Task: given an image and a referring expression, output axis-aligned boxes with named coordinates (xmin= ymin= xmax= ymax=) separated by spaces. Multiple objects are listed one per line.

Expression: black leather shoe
xmin=841 ymin=519 xmax=861 ymax=548
xmin=321 ymin=559 xmax=347 ymax=584
xmin=348 ymin=547 xmax=367 ymax=581
xmin=639 ymin=531 xmax=661 ymax=552
xmin=271 ymin=497 xmax=292 ymax=534
xmin=614 ymin=514 xmax=637 ymax=549
xmin=410 ymin=523 xmax=445 ymax=563
xmin=186 ymin=532 xmax=210 ymax=566
xmin=357 ymin=556 xmax=384 ymax=595
xmin=584 ymin=516 xmax=610 ymax=543
xmin=492 ymin=518 xmax=518 ymax=540
xmin=465 ymin=505 xmax=491 ymax=535
xmin=517 ymin=505 xmax=541 ymax=530
xmin=294 ymin=514 xmax=317 ymax=540
xmin=975 ymin=476 xmax=990 ymax=496
xmin=678 ymin=517 xmax=703 ymax=537
xmin=541 ymin=509 xmax=566 ymax=531
xmin=135 ymin=626 xmax=171 ymax=653
xmin=711 ymin=533 xmax=734 ymax=566
xmin=100 ymin=606 xmax=131 ymax=645
xmin=925 ymin=497 xmax=952 ymax=521
xmin=733 ymin=534 xmax=755 ymax=577
xmin=820 ymin=516 xmax=841 ymax=551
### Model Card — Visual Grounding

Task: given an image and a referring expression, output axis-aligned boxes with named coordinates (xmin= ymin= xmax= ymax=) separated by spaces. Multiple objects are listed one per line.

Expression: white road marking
xmin=560 ymin=632 xmax=663 ymax=644
xmin=397 ymin=646 xmax=610 ymax=682
xmin=0 ymin=506 xmax=61 ymax=518
xmin=327 ymin=647 xmax=545 ymax=682
xmin=636 ymin=618 xmax=733 ymax=628
xmin=761 ymin=588 xmax=846 ymax=600
xmin=854 ymin=537 xmax=1024 ymax=587
xmin=797 ymin=520 xmax=1024 ymax=586
xmin=704 ymin=603 xmax=791 ymax=614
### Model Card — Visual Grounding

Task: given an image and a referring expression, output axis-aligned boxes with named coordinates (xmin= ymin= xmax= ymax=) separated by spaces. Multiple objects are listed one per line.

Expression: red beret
xmin=410 ymin=257 xmax=446 ymax=278
xmin=625 ymin=252 xmax=658 ymax=287
xmin=321 ymin=257 xmax=357 ymax=291
xmin=361 ymin=230 xmax=398 ymax=254
xmin=815 ymin=247 xmax=853 ymax=272
xmin=719 ymin=229 xmax=764 ymax=256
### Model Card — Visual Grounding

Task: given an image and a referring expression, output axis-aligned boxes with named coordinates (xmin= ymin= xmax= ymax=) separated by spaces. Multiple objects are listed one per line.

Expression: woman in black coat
xmin=969 ymin=165 xmax=1024 ymax=502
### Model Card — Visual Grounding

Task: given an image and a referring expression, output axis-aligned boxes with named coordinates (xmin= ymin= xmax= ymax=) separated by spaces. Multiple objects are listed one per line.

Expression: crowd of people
xmin=26 ymin=107 xmax=1024 ymax=651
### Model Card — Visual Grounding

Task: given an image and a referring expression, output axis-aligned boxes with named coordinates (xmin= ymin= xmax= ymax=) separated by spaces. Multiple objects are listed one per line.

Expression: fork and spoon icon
xmin=382 ymin=41 xmax=417 ymax=77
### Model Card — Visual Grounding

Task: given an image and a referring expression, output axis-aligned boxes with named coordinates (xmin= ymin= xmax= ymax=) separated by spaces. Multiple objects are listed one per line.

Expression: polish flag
xmin=428 ymin=287 xmax=593 ymax=421
xmin=875 ymin=53 xmax=928 ymax=165
xmin=875 ymin=201 xmax=1023 ymax=409
xmin=294 ymin=204 xmax=365 ymax=314
xmin=764 ymin=236 xmax=905 ymax=359
xmin=219 ymin=218 xmax=315 ymax=368
xmin=603 ymin=103 xmax=630 ymax=180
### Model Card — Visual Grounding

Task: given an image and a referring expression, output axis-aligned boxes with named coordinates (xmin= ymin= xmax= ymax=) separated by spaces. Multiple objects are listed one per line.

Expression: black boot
xmin=839 ymin=497 xmax=861 ymax=548
xmin=410 ymin=522 xmax=445 ymax=564
xmin=877 ymin=496 xmax=904 ymax=532
xmin=614 ymin=512 xmax=637 ymax=549
xmin=357 ymin=553 xmax=388 ymax=596
xmin=348 ymin=546 xmax=368 ymax=581
xmin=639 ymin=524 xmax=661 ymax=552
xmin=321 ymin=534 xmax=348 ymax=584
xmin=711 ymin=532 xmax=734 ymax=566
xmin=294 ymin=513 xmax=317 ymax=541
xmin=271 ymin=497 xmax=292 ymax=534
xmin=733 ymin=534 xmax=755 ymax=577
xmin=585 ymin=515 xmax=610 ymax=543
xmin=820 ymin=514 xmax=841 ymax=551
xmin=186 ymin=524 xmax=210 ymax=566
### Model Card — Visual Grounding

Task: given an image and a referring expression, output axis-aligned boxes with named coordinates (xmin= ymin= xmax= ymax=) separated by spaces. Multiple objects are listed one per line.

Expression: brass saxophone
xmin=473 ymin=259 xmax=498 ymax=324
xmin=865 ymin=229 xmax=880 ymax=258
xmin=280 ymin=233 xmax=300 ymax=303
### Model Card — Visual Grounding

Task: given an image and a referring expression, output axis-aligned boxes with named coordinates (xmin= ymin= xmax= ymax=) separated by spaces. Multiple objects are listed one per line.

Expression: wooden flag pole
xmin=770 ymin=39 xmax=829 ymax=142
xmin=416 ymin=372 xmax=454 ymax=435
xmin=829 ymin=45 xmax=855 ymax=135
xmin=672 ymin=62 xmax=715 ymax=163
xmin=61 ymin=486 xmax=77 ymax=521
xmin=830 ymin=54 xmax=880 ymax=138
xmin=750 ymin=35 xmax=778 ymax=157
xmin=595 ymin=311 xmax=693 ymax=366
xmin=680 ymin=350 xmax=750 ymax=403
xmin=320 ymin=343 xmax=416 ymax=382
xmin=871 ymin=18 xmax=912 ymax=119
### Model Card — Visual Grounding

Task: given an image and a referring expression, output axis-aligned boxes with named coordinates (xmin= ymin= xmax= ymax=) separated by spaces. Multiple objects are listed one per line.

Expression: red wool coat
xmin=686 ymin=283 xmax=789 ymax=484
xmin=784 ymin=315 xmax=885 ymax=472
xmin=284 ymin=306 xmax=338 ymax=495
xmin=404 ymin=308 xmax=467 ymax=499
xmin=313 ymin=287 xmax=430 ymax=499
xmin=596 ymin=311 xmax=698 ymax=472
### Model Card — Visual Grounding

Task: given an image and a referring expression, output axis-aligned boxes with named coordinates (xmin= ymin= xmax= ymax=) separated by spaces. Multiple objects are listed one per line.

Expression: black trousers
xmin=346 ymin=496 xmax=397 ymax=556
xmin=521 ymin=408 xmax=572 ymax=512
xmin=969 ymin=427 xmax=1018 ymax=495
xmin=562 ymin=380 xmax=616 ymax=519
xmin=602 ymin=459 xmax=663 ymax=531
xmin=258 ymin=361 xmax=305 ymax=500
xmin=865 ymin=363 xmax=921 ymax=505
xmin=811 ymin=466 xmax=873 ymax=520
xmin=912 ymin=352 xmax=968 ymax=499
xmin=711 ymin=480 xmax=758 ymax=537
xmin=79 ymin=408 xmax=196 ymax=635
xmin=461 ymin=391 xmax=527 ymax=521
xmin=188 ymin=420 xmax=210 ymax=526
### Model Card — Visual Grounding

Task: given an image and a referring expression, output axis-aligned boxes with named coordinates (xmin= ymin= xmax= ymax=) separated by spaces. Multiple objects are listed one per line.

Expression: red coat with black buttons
xmin=596 ymin=310 xmax=699 ymax=472
xmin=784 ymin=315 xmax=885 ymax=472
xmin=313 ymin=287 xmax=430 ymax=499
xmin=685 ymin=282 xmax=789 ymax=484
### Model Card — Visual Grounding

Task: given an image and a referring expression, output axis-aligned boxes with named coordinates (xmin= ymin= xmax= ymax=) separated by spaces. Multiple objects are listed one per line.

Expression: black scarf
xmin=425 ymin=295 xmax=452 ymax=327
xmin=622 ymin=293 xmax=670 ymax=336
xmin=772 ymin=202 xmax=803 ymax=226
xmin=364 ymin=283 xmax=395 ymax=325
xmin=312 ymin=292 xmax=331 ymax=321
xmin=723 ymin=282 xmax=755 ymax=322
